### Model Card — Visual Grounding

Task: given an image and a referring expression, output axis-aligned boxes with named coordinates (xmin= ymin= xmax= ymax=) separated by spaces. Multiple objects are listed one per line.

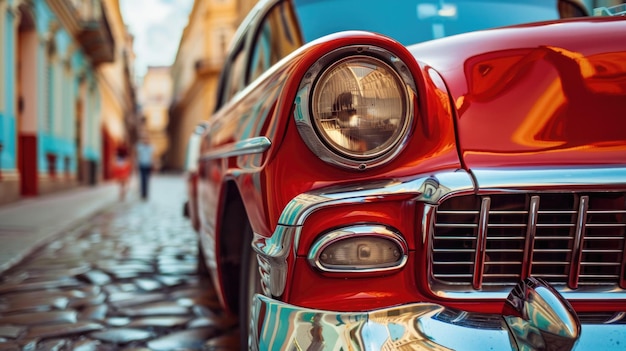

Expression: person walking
xmin=113 ymin=144 xmax=132 ymax=200
xmin=136 ymin=136 xmax=154 ymax=200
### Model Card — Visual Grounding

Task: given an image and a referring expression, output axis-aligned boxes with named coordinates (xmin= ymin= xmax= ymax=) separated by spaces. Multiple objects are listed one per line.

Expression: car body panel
xmin=409 ymin=17 xmax=626 ymax=169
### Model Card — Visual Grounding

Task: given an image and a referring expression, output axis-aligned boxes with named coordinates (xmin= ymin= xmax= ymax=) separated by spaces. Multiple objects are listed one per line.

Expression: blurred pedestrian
xmin=136 ymin=136 xmax=154 ymax=200
xmin=113 ymin=144 xmax=131 ymax=200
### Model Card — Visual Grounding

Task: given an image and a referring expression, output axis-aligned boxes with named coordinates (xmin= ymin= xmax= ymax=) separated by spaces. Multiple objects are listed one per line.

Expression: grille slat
xmin=584 ymin=249 xmax=623 ymax=253
xmin=488 ymin=224 xmax=527 ymax=228
xmin=484 ymin=274 xmax=521 ymax=278
xmin=434 ymin=262 xmax=475 ymax=265
xmin=533 ymin=261 xmax=571 ymax=265
xmin=535 ymin=236 xmax=574 ymax=239
xmin=435 ymin=224 xmax=478 ymax=228
xmin=485 ymin=262 xmax=523 ymax=265
xmin=580 ymin=275 xmax=620 ymax=279
xmin=431 ymin=192 xmax=626 ymax=292
xmin=485 ymin=250 xmax=524 ymax=254
xmin=433 ymin=236 xmax=478 ymax=240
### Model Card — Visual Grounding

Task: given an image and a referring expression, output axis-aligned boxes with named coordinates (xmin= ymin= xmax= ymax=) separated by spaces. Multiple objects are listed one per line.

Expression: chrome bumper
xmin=251 ymin=278 xmax=626 ymax=350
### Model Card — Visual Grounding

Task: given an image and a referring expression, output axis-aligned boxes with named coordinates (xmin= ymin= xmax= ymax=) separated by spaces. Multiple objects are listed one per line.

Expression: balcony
xmin=77 ymin=11 xmax=115 ymax=65
xmin=46 ymin=0 xmax=115 ymax=66
xmin=194 ymin=57 xmax=226 ymax=76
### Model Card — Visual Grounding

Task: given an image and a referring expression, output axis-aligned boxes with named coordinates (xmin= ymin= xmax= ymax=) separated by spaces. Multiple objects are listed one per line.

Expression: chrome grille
xmin=431 ymin=192 xmax=626 ymax=290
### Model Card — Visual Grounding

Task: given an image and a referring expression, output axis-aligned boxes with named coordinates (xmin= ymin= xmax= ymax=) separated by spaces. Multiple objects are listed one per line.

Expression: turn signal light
xmin=308 ymin=225 xmax=407 ymax=273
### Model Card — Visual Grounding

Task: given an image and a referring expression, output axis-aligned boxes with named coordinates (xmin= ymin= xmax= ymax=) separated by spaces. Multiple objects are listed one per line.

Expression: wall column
xmin=16 ymin=3 xmax=39 ymax=195
xmin=0 ymin=0 xmax=8 ymax=182
xmin=0 ymin=1 xmax=22 ymax=203
xmin=0 ymin=0 xmax=6 ymax=114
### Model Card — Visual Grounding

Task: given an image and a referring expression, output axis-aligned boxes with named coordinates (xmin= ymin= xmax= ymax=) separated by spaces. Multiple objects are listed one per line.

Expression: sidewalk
xmin=0 ymin=179 xmax=131 ymax=275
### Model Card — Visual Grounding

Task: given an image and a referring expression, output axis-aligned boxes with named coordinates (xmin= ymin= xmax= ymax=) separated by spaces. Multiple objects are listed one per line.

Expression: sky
xmin=119 ymin=0 xmax=195 ymax=81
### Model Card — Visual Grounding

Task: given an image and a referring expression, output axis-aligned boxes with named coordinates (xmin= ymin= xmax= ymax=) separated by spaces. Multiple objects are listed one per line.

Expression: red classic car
xmin=186 ymin=0 xmax=626 ymax=349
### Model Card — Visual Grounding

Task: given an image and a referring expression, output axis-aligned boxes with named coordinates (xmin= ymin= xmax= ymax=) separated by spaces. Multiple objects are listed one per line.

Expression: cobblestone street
xmin=0 ymin=175 xmax=239 ymax=350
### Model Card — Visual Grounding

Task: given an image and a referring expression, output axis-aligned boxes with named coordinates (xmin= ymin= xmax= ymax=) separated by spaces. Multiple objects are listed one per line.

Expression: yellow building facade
xmin=166 ymin=0 xmax=256 ymax=171
xmin=138 ymin=66 xmax=172 ymax=171
xmin=98 ymin=0 xmax=138 ymax=181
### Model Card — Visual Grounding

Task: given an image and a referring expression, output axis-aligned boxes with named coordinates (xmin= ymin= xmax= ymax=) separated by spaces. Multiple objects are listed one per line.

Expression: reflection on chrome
xmin=254 ymin=170 xmax=474 ymax=297
xmin=280 ymin=171 xmax=474 ymax=251
xmin=253 ymin=227 xmax=294 ymax=297
xmin=472 ymin=167 xmax=626 ymax=190
xmin=253 ymin=294 xmax=456 ymax=351
xmin=504 ymin=277 xmax=581 ymax=351
xmin=199 ymin=136 xmax=271 ymax=161
xmin=251 ymin=277 xmax=625 ymax=350
xmin=278 ymin=170 xmax=474 ymax=228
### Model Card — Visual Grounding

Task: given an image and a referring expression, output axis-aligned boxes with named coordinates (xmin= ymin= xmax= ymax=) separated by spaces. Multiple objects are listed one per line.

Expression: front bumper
xmin=251 ymin=278 xmax=626 ymax=350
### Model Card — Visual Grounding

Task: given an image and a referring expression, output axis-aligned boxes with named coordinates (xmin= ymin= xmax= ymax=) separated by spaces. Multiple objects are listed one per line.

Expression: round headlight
xmin=311 ymin=56 xmax=410 ymax=160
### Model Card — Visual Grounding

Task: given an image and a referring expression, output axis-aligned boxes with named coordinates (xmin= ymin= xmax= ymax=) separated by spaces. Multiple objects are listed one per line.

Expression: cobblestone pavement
xmin=0 ymin=175 xmax=239 ymax=350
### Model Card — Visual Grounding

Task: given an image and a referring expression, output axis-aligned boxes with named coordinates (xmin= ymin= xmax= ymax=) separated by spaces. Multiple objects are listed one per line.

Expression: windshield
xmin=293 ymin=0 xmax=584 ymax=45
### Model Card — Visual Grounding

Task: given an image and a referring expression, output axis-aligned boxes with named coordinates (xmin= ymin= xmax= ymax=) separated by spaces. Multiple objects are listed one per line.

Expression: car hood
xmin=408 ymin=17 xmax=626 ymax=171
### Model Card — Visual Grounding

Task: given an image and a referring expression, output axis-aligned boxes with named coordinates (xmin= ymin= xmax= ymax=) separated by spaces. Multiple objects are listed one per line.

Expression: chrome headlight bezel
xmin=294 ymin=45 xmax=417 ymax=170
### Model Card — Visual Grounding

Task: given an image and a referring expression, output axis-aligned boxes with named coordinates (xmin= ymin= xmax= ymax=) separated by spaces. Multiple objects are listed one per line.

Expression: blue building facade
xmin=0 ymin=0 xmax=120 ymax=204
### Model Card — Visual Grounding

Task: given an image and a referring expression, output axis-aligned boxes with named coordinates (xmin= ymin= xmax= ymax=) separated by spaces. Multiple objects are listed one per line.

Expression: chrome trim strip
xmin=259 ymin=170 xmax=474 ymax=296
xmin=473 ymin=197 xmax=490 ymax=290
xmin=279 ymin=170 xmax=474 ymax=227
xmin=569 ymin=196 xmax=589 ymax=289
xmin=434 ymin=288 xmax=626 ymax=300
xmin=307 ymin=225 xmax=408 ymax=273
xmin=522 ymin=196 xmax=540 ymax=279
xmin=472 ymin=167 xmax=626 ymax=189
xmin=252 ymin=227 xmax=294 ymax=297
xmin=199 ymin=136 xmax=271 ymax=161
xmin=621 ymin=242 xmax=626 ymax=290
xmin=282 ymin=171 xmax=474 ymax=253
xmin=422 ymin=204 xmax=437 ymax=244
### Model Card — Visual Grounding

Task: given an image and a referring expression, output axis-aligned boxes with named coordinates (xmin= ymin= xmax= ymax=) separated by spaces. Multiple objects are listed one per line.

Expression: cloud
xmin=120 ymin=0 xmax=194 ymax=79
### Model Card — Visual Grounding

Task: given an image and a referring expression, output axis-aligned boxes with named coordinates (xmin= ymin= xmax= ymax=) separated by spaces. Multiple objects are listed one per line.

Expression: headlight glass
xmin=311 ymin=56 xmax=409 ymax=160
xmin=319 ymin=236 xmax=402 ymax=269
xmin=308 ymin=225 xmax=408 ymax=273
